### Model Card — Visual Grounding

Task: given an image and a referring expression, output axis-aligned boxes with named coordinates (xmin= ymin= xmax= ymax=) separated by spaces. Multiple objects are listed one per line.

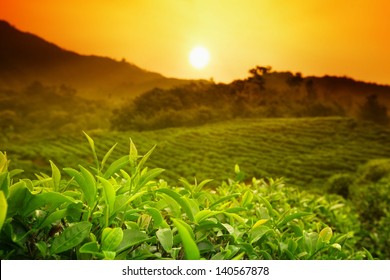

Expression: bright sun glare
xmin=189 ymin=46 xmax=210 ymax=69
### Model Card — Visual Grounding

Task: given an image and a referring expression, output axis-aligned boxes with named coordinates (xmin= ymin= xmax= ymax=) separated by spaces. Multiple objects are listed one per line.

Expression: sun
xmin=189 ymin=46 xmax=210 ymax=69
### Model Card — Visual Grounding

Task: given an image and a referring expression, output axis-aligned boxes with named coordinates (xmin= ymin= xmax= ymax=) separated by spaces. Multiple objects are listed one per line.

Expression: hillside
xmin=0 ymin=20 xmax=189 ymax=100
xmin=5 ymin=117 xmax=390 ymax=190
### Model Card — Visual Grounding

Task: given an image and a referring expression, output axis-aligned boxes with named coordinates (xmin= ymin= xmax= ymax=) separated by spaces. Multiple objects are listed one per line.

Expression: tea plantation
xmin=1 ymin=117 xmax=390 ymax=259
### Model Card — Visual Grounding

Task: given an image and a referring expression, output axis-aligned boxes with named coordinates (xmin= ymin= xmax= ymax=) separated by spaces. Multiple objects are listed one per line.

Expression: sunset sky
xmin=1 ymin=0 xmax=390 ymax=85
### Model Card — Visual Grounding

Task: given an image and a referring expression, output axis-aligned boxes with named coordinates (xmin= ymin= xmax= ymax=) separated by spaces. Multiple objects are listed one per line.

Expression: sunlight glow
xmin=189 ymin=46 xmax=210 ymax=69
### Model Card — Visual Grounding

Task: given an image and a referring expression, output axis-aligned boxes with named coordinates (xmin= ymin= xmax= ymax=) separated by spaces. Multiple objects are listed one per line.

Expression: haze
xmin=1 ymin=0 xmax=389 ymax=85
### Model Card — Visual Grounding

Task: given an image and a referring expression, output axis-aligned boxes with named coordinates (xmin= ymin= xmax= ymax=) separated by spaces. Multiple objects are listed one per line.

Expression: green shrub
xmin=357 ymin=159 xmax=390 ymax=183
xmin=326 ymin=173 xmax=355 ymax=198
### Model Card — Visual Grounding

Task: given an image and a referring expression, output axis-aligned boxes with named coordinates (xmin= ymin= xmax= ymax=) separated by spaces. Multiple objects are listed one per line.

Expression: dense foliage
xmin=0 ymin=135 xmax=387 ymax=260
xmin=111 ymin=69 xmax=348 ymax=131
xmin=111 ymin=67 xmax=389 ymax=131
xmin=0 ymin=82 xmax=110 ymax=139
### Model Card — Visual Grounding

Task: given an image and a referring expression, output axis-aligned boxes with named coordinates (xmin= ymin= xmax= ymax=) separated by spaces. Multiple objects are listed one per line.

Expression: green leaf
xmin=171 ymin=218 xmax=200 ymax=260
xmin=83 ymin=131 xmax=99 ymax=171
xmin=63 ymin=168 xmax=95 ymax=207
xmin=363 ymin=248 xmax=374 ymax=259
xmin=39 ymin=209 xmax=68 ymax=229
xmin=116 ymin=229 xmax=151 ymax=254
xmin=97 ymin=176 xmax=116 ymax=215
xmin=209 ymin=193 xmax=240 ymax=209
xmin=0 ymin=152 xmax=9 ymax=173
xmin=129 ymin=138 xmax=138 ymax=168
xmin=24 ymin=192 xmax=75 ymax=218
xmin=137 ymin=168 xmax=165 ymax=190
xmin=50 ymin=221 xmax=92 ymax=254
xmin=194 ymin=210 xmax=221 ymax=223
xmin=224 ymin=212 xmax=248 ymax=224
xmin=319 ymin=227 xmax=333 ymax=243
xmin=7 ymin=181 xmax=34 ymax=217
xmin=232 ymin=251 xmax=245 ymax=260
xmin=258 ymin=196 xmax=279 ymax=219
xmin=0 ymin=191 xmax=7 ymax=231
xmin=102 ymin=250 xmax=116 ymax=260
xmin=50 ymin=160 xmax=61 ymax=192
xmin=79 ymin=241 xmax=100 ymax=255
xmin=103 ymin=156 xmax=130 ymax=179
xmin=276 ymin=212 xmax=312 ymax=227
xmin=156 ymin=188 xmax=195 ymax=221
xmin=79 ymin=165 xmax=97 ymax=203
xmin=304 ymin=232 xmax=318 ymax=255
xmin=331 ymin=243 xmax=342 ymax=251
xmin=101 ymin=227 xmax=124 ymax=251
xmin=0 ymin=172 xmax=10 ymax=198
xmin=101 ymin=143 xmax=118 ymax=172
xmin=195 ymin=179 xmax=213 ymax=193
xmin=252 ymin=219 xmax=269 ymax=229
xmin=179 ymin=178 xmax=193 ymax=194
xmin=156 ymin=228 xmax=173 ymax=253
xmin=241 ymin=190 xmax=253 ymax=207
xmin=250 ymin=225 xmax=274 ymax=244
xmin=145 ymin=207 xmax=169 ymax=228
xmin=113 ymin=191 xmax=147 ymax=215
xmin=35 ymin=241 xmax=48 ymax=257
xmin=137 ymin=145 xmax=156 ymax=172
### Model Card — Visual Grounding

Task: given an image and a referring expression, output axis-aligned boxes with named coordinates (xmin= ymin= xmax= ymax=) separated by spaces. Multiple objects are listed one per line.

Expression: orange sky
xmin=1 ymin=0 xmax=390 ymax=85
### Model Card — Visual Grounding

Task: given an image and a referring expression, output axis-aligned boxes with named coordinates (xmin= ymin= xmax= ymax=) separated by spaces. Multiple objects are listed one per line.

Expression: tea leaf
xmin=129 ymin=138 xmax=138 ymax=168
xmin=0 ymin=152 xmax=9 ymax=173
xmin=0 ymin=191 xmax=7 ymax=231
xmin=116 ymin=229 xmax=151 ymax=254
xmin=171 ymin=218 xmax=200 ymax=260
xmin=137 ymin=145 xmax=156 ymax=172
xmin=241 ymin=190 xmax=253 ymax=207
xmin=50 ymin=221 xmax=92 ymax=254
xmin=145 ymin=207 xmax=169 ymax=228
xmin=26 ymin=191 xmax=75 ymax=218
xmin=331 ymin=243 xmax=342 ymax=251
xmin=250 ymin=225 xmax=273 ymax=244
xmin=156 ymin=228 xmax=173 ymax=252
xmin=137 ymin=168 xmax=165 ymax=189
xmin=79 ymin=241 xmax=100 ymax=255
xmin=277 ymin=212 xmax=312 ymax=227
xmin=0 ymin=172 xmax=10 ymax=198
xmin=209 ymin=193 xmax=240 ymax=209
xmin=102 ymin=250 xmax=116 ymax=260
xmin=101 ymin=143 xmax=118 ymax=172
xmin=103 ymin=156 xmax=130 ymax=179
xmin=224 ymin=212 xmax=248 ymax=224
xmin=156 ymin=188 xmax=195 ymax=222
xmin=257 ymin=196 xmax=279 ymax=218
xmin=7 ymin=181 xmax=34 ymax=217
xmin=195 ymin=210 xmax=221 ymax=223
xmin=64 ymin=168 xmax=94 ymax=207
xmin=101 ymin=227 xmax=124 ymax=251
xmin=49 ymin=160 xmax=61 ymax=192
xmin=83 ymin=131 xmax=99 ymax=171
xmin=97 ymin=176 xmax=116 ymax=216
xmin=79 ymin=165 xmax=97 ymax=204
xmin=194 ymin=179 xmax=213 ymax=193
xmin=39 ymin=208 xmax=68 ymax=229
xmin=252 ymin=219 xmax=269 ymax=229
xmin=319 ymin=227 xmax=333 ymax=243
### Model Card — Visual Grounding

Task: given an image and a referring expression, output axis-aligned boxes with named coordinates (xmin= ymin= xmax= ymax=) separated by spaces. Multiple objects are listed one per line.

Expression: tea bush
xmin=0 ymin=135 xmax=374 ymax=260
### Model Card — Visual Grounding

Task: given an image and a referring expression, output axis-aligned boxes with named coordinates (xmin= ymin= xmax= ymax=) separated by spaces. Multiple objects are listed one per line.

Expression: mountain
xmin=0 ymin=20 xmax=189 ymax=100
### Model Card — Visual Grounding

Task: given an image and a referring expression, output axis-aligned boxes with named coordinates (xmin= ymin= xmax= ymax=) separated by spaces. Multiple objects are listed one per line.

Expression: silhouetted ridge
xmin=0 ymin=19 xmax=189 ymax=99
